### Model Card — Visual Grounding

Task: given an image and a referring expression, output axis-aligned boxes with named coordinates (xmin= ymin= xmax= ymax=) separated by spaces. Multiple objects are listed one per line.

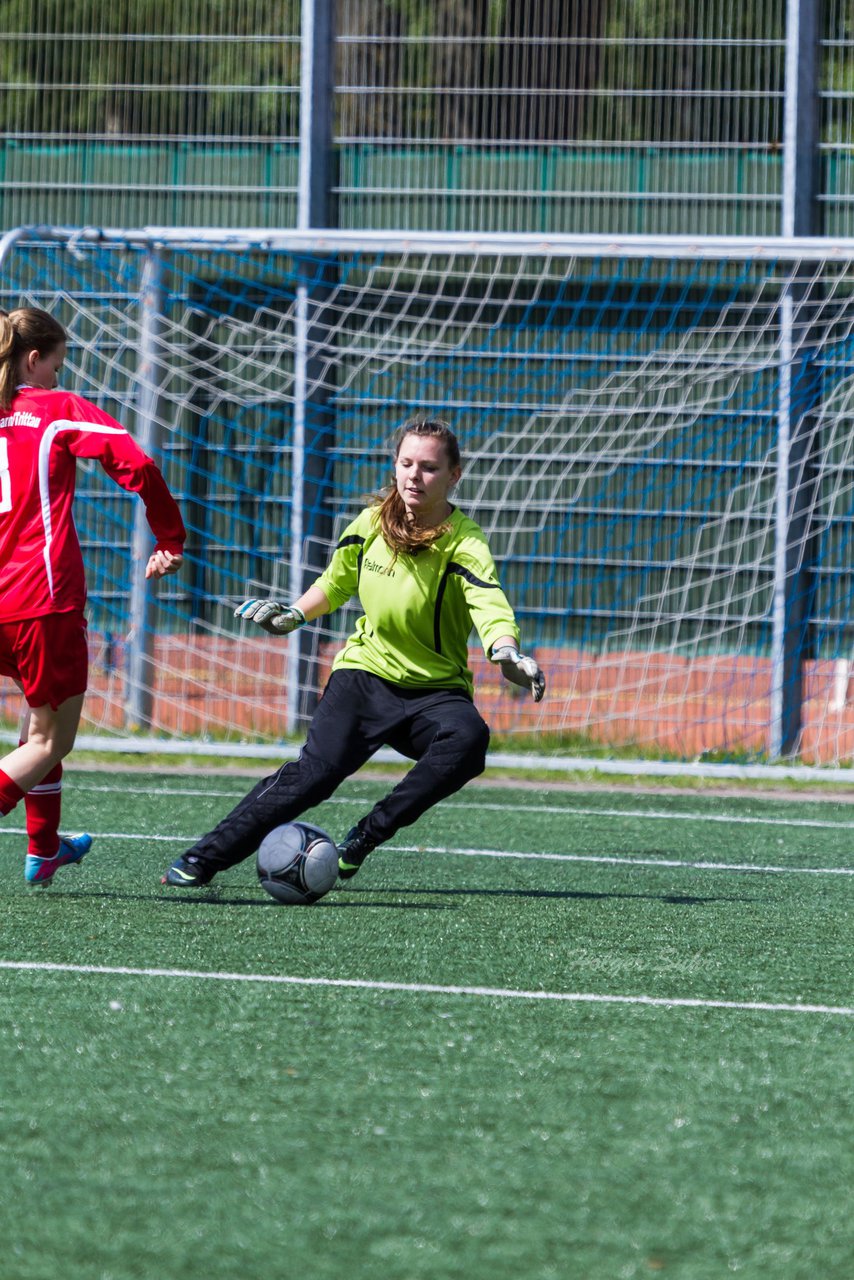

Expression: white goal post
xmin=3 ymin=223 xmax=854 ymax=772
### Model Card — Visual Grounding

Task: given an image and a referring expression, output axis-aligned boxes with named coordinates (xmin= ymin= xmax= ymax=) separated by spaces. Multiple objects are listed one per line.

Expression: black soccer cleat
xmin=337 ymin=827 xmax=376 ymax=881
xmin=161 ymin=855 xmax=216 ymax=888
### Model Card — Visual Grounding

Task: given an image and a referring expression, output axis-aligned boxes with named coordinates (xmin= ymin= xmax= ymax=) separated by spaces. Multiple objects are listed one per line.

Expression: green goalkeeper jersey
xmin=314 ymin=506 xmax=520 ymax=695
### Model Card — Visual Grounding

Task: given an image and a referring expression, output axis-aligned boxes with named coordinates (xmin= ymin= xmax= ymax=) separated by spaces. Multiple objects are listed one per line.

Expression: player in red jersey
xmin=0 ymin=307 xmax=186 ymax=884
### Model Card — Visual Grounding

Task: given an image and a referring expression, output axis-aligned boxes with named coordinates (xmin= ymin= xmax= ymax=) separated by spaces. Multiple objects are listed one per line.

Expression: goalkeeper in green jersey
xmin=162 ymin=418 xmax=545 ymax=888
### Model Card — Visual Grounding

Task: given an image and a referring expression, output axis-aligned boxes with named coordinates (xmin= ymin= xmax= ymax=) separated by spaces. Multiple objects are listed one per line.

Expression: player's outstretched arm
xmin=489 ymin=640 xmax=546 ymax=702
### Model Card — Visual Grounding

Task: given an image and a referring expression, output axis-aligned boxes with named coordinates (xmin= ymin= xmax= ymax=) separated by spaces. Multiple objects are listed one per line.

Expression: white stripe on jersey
xmin=37 ymin=419 xmax=126 ymax=598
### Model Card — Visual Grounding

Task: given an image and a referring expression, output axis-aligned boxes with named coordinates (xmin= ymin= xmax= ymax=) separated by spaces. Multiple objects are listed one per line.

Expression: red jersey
xmin=0 ymin=386 xmax=186 ymax=622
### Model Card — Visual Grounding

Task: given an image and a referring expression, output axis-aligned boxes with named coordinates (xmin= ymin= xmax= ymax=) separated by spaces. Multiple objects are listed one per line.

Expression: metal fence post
xmin=771 ymin=0 xmax=822 ymax=758
xmin=125 ymin=247 xmax=167 ymax=731
xmin=288 ymin=0 xmax=337 ymax=733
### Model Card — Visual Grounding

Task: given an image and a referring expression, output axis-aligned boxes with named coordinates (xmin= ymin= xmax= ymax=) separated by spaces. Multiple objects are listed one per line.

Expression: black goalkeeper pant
xmin=184 ymin=669 xmax=490 ymax=873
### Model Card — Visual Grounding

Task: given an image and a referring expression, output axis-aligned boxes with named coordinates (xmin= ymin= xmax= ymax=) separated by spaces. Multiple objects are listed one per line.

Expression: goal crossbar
xmin=7 ymin=223 xmax=854 ymax=264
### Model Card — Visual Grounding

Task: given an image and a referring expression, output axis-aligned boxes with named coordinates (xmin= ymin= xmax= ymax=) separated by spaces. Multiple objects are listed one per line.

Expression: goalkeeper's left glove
xmin=489 ymin=644 xmax=546 ymax=702
xmin=234 ymin=599 xmax=306 ymax=635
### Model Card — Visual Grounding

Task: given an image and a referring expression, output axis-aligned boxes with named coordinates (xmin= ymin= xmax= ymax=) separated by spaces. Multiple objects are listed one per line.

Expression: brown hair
xmin=372 ymin=418 xmax=462 ymax=564
xmin=0 ymin=307 xmax=66 ymax=411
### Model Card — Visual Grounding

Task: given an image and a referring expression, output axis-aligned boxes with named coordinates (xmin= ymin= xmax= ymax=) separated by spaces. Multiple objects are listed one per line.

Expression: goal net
xmin=2 ymin=226 xmax=854 ymax=767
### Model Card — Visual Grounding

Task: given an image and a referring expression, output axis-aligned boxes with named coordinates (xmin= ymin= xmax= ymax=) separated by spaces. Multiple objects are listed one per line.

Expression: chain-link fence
xmin=2 ymin=2 xmax=852 ymax=235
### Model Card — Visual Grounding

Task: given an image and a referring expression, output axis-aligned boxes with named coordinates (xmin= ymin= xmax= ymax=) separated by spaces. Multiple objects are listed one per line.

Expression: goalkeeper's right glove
xmin=489 ymin=644 xmax=546 ymax=702
xmin=234 ymin=599 xmax=306 ymax=635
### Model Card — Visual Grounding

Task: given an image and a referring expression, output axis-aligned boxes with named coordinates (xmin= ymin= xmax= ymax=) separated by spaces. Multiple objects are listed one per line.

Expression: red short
xmin=0 ymin=610 xmax=89 ymax=709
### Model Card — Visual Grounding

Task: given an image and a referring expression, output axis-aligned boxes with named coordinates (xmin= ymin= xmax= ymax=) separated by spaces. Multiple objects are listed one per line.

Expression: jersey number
xmin=0 ymin=438 xmax=10 ymax=513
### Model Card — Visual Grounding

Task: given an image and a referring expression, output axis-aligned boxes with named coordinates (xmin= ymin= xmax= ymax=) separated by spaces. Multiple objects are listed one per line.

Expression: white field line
xmin=394 ymin=844 xmax=854 ymax=877
xmin=0 ymin=959 xmax=851 ymax=1018
xmin=0 ymin=825 xmax=849 ymax=876
xmin=66 ymin=784 xmax=854 ymax=833
xmin=479 ymin=803 xmax=854 ymax=832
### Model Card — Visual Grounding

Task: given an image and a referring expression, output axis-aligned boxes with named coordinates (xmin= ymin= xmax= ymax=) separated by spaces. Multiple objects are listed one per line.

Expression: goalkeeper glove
xmin=234 ymin=599 xmax=306 ymax=635
xmin=489 ymin=644 xmax=546 ymax=703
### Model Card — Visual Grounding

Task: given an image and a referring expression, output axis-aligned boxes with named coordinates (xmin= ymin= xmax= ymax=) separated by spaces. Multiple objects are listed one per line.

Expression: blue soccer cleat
xmin=25 ymin=833 xmax=93 ymax=886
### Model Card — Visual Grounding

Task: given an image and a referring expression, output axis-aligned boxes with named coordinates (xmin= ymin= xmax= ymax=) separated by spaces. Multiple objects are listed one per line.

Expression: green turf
xmin=1 ymin=772 xmax=852 ymax=1280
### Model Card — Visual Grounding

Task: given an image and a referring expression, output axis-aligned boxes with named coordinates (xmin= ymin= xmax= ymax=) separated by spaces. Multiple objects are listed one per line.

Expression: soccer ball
xmin=256 ymin=821 xmax=339 ymax=905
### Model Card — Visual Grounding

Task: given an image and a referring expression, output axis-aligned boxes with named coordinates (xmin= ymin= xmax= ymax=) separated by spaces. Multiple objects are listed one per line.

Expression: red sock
xmin=24 ymin=762 xmax=62 ymax=857
xmin=0 ymin=767 xmax=26 ymax=816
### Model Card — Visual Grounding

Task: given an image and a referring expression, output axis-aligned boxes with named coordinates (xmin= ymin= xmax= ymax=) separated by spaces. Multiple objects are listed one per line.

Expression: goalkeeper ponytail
xmin=373 ymin=418 xmax=462 ymax=565
xmin=0 ymin=307 xmax=67 ymax=411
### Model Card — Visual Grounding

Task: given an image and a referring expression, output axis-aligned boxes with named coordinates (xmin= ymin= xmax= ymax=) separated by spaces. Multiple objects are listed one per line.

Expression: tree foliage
xmin=0 ymin=0 xmax=301 ymax=138
xmin=0 ymin=0 xmax=825 ymax=146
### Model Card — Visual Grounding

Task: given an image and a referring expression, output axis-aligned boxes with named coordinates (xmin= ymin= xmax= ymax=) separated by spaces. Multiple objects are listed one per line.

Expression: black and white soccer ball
xmin=256 ymin=821 xmax=339 ymax=905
